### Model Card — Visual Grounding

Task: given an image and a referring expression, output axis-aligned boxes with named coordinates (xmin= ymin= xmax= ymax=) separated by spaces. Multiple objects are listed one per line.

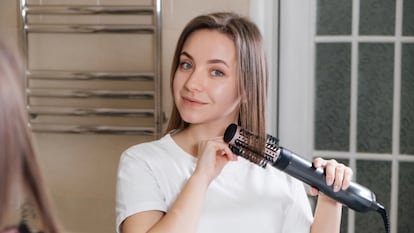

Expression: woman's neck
xmin=171 ymin=122 xmax=232 ymax=157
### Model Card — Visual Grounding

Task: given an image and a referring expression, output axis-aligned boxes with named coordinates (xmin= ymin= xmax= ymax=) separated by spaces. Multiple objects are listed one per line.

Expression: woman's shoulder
xmin=120 ymin=133 xmax=180 ymax=162
xmin=118 ymin=133 xmax=195 ymax=175
xmin=126 ymin=133 xmax=173 ymax=152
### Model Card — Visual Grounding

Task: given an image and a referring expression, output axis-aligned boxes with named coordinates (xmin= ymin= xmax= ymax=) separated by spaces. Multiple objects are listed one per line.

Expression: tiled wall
xmin=0 ymin=1 xmax=249 ymax=233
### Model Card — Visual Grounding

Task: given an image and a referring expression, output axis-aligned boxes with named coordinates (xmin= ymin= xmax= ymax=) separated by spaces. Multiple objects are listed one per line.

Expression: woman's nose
xmin=184 ymin=69 xmax=205 ymax=91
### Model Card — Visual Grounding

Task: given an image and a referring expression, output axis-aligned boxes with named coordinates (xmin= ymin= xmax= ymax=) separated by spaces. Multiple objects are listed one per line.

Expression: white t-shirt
xmin=116 ymin=134 xmax=313 ymax=233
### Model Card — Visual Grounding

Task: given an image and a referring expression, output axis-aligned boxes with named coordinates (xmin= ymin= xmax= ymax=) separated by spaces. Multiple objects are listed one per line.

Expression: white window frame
xmin=250 ymin=0 xmax=279 ymax=136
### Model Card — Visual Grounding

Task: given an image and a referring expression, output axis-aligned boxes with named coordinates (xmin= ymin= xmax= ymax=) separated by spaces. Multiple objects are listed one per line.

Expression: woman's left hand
xmin=309 ymin=158 xmax=353 ymax=196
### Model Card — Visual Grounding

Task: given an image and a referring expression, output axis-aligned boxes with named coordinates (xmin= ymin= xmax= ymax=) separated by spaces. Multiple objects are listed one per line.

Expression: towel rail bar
xmin=27 ymin=70 xmax=154 ymax=81
xmin=24 ymin=5 xmax=154 ymax=15
xmin=27 ymin=89 xmax=154 ymax=99
xmin=25 ymin=24 xmax=154 ymax=34
xmin=30 ymin=124 xmax=155 ymax=135
xmin=28 ymin=107 xmax=154 ymax=117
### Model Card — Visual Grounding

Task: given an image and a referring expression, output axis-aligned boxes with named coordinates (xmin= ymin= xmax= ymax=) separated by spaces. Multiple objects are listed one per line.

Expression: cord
xmin=376 ymin=203 xmax=390 ymax=233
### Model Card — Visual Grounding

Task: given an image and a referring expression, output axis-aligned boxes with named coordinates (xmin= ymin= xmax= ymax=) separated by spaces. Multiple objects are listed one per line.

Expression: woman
xmin=0 ymin=41 xmax=61 ymax=233
xmin=116 ymin=12 xmax=352 ymax=233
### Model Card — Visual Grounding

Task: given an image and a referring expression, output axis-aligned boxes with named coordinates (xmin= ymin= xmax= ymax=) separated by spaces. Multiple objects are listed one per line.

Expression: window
xmin=276 ymin=0 xmax=414 ymax=232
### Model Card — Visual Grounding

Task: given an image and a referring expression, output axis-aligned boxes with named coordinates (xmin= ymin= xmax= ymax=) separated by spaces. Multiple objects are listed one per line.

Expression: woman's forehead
xmin=181 ymin=29 xmax=237 ymax=64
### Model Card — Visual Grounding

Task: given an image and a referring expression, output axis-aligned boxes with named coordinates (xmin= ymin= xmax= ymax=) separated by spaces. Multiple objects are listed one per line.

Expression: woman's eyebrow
xmin=180 ymin=51 xmax=229 ymax=68
xmin=207 ymin=59 xmax=229 ymax=68
xmin=180 ymin=51 xmax=193 ymax=60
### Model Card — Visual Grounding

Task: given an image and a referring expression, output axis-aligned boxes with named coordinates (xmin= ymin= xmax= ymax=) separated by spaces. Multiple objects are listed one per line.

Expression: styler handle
xmin=274 ymin=147 xmax=379 ymax=213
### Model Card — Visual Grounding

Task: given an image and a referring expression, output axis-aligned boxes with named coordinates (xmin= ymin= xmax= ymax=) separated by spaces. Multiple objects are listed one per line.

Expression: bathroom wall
xmin=0 ymin=1 xmax=249 ymax=233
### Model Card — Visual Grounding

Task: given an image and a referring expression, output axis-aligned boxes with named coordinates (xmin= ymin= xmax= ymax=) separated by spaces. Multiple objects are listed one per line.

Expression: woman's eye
xmin=211 ymin=69 xmax=224 ymax=77
xmin=180 ymin=62 xmax=192 ymax=70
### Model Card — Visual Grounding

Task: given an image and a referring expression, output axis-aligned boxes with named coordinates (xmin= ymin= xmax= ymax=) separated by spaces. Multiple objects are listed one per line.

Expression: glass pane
xmin=315 ymin=43 xmax=351 ymax=151
xmin=398 ymin=162 xmax=414 ymax=232
xmin=359 ymin=0 xmax=395 ymax=35
xmin=316 ymin=0 xmax=352 ymax=35
xmin=355 ymin=160 xmax=391 ymax=233
xmin=403 ymin=0 xmax=414 ymax=35
xmin=357 ymin=43 xmax=394 ymax=153
xmin=400 ymin=43 xmax=414 ymax=155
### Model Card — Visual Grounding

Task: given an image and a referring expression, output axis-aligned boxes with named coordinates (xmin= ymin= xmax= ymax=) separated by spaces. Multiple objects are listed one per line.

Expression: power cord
xmin=375 ymin=203 xmax=390 ymax=233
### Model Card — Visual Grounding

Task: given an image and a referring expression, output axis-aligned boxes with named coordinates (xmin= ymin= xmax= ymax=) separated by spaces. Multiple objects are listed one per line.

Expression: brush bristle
xmin=224 ymin=124 xmax=280 ymax=167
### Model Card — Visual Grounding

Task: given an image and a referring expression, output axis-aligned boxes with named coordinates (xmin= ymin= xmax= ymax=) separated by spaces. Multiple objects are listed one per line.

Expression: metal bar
xmin=28 ymin=106 xmax=154 ymax=117
xmin=20 ymin=0 xmax=29 ymax=108
xmin=154 ymin=0 xmax=163 ymax=137
xmin=27 ymin=70 xmax=154 ymax=81
xmin=25 ymin=5 xmax=154 ymax=15
xmin=24 ymin=24 xmax=154 ymax=34
xmin=27 ymin=89 xmax=154 ymax=99
xmin=24 ymin=5 xmax=154 ymax=15
xmin=29 ymin=124 xmax=155 ymax=135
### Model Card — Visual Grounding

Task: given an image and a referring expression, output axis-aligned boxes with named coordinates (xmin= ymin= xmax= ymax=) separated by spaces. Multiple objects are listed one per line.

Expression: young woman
xmin=0 ymin=41 xmax=61 ymax=233
xmin=116 ymin=12 xmax=352 ymax=233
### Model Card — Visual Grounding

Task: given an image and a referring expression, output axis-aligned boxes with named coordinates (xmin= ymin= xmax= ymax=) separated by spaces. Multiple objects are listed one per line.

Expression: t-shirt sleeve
xmin=281 ymin=179 xmax=314 ymax=233
xmin=115 ymin=147 xmax=167 ymax=233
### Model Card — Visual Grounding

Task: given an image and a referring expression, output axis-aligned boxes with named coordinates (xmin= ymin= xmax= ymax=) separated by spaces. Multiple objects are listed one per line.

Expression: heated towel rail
xmin=19 ymin=0 xmax=163 ymax=136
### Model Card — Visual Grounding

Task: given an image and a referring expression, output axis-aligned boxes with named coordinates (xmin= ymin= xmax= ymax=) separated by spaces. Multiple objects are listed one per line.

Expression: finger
xmin=313 ymin=157 xmax=326 ymax=168
xmin=222 ymin=146 xmax=238 ymax=161
xmin=342 ymin=167 xmax=353 ymax=190
xmin=324 ymin=159 xmax=338 ymax=186
xmin=213 ymin=137 xmax=237 ymax=161
xmin=333 ymin=164 xmax=345 ymax=192
xmin=309 ymin=186 xmax=319 ymax=196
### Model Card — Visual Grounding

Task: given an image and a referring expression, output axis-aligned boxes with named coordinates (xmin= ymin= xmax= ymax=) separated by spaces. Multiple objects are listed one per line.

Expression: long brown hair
xmin=165 ymin=12 xmax=268 ymax=141
xmin=0 ymin=41 xmax=61 ymax=232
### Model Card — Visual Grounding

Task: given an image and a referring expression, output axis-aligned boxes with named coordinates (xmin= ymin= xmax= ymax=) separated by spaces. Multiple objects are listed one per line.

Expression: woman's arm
xmin=309 ymin=158 xmax=353 ymax=233
xmin=310 ymin=194 xmax=342 ymax=233
xmin=122 ymin=173 xmax=210 ymax=233
xmin=121 ymin=139 xmax=237 ymax=233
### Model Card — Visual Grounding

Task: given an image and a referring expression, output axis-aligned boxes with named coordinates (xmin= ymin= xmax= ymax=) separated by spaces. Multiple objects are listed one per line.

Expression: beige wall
xmin=0 ymin=1 xmax=249 ymax=233
xmin=0 ymin=0 xmax=20 ymax=51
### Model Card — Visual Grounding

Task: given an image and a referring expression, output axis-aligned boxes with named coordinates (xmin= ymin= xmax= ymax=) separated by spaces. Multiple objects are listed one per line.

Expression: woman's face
xmin=173 ymin=29 xmax=241 ymax=127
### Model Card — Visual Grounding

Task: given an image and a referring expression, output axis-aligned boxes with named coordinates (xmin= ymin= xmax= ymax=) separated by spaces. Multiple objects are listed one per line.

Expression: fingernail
xmin=326 ymin=178 xmax=333 ymax=186
xmin=334 ymin=185 xmax=340 ymax=192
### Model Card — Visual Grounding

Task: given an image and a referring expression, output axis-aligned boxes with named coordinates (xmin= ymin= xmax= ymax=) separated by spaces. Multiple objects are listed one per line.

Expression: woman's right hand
xmin=193 ymin=137 xmax=238 ymax=185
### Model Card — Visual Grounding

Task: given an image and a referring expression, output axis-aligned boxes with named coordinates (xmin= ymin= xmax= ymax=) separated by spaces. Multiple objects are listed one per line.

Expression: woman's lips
xmin=182 ymin=96 xmax=206 ymax=106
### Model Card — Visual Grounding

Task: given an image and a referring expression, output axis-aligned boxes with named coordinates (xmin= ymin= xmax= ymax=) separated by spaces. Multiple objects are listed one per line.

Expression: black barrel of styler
xmin=275 ymin=147 xmax=379 ymax=212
